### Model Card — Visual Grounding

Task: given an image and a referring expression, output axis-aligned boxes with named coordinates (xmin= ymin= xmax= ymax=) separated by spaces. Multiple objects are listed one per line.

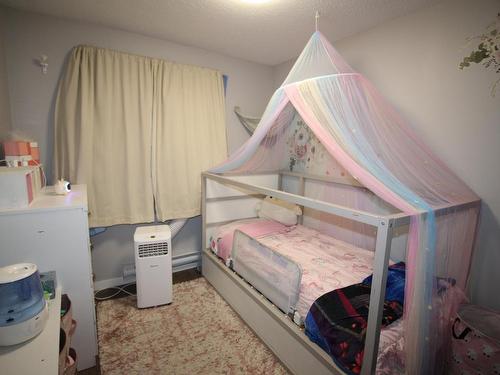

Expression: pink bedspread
xmin=211 ymin=219 xmax=375 ymax=318
xmin=210 ymin=218 xmax=404 ymax=372
xmin=260 ymin=225 xmax=376 ymax=318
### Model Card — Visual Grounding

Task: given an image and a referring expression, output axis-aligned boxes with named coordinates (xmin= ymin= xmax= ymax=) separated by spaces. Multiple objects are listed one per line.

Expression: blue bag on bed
xmin=361 ymin=261 xmax=406 ymax=304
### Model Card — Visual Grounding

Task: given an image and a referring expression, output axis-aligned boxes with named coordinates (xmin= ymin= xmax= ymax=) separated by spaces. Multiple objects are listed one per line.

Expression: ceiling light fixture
xmin=240 ymin=0 xmax=272 ymax=4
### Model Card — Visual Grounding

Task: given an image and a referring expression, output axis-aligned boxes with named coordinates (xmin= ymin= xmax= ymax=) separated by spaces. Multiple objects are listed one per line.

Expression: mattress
xmin=210 ymin=218 xmax=405 ymax=373
xmin=210 ymin=218 xmax=376 ymax=319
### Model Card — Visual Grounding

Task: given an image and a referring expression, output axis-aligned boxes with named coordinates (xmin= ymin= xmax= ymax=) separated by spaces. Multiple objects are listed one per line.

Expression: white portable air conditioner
xmin=134 ymin=225 xmax=172 ymax=308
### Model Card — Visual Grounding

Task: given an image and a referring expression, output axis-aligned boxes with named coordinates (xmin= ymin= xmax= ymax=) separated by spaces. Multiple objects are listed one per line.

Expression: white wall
xmin=0 ymin=7 xmax=11 ymax=141
xmin=2 ymin=7 xmax=274 ymax=284
xmin=274 ymin=0 xmax=500 ymax=310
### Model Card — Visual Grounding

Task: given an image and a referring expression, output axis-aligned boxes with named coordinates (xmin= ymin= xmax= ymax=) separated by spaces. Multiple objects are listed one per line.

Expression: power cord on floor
xmin=94 ymin=283 xmax=136 ymax=301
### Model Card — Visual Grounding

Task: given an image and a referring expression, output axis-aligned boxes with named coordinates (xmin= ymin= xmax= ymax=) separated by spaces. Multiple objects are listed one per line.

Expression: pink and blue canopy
xmin=211 ymin=32 xmax=479 ymax=374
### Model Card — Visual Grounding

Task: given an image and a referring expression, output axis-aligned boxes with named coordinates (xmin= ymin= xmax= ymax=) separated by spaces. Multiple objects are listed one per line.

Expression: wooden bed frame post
xmin=201 ymin=174 xmax=207 ymax=251
xmin=361 ymin=218 xmax=394 ymax=375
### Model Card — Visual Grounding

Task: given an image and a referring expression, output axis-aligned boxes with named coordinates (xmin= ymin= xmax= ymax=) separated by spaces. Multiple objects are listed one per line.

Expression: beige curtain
xmin=152 ymin=61 xmax=227 ymax=220
xmin=54 ymin=46 xmax=227 ymax=227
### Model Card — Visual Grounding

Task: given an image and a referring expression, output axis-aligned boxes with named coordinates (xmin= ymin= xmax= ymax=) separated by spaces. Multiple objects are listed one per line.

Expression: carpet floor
xmin=96 ymin=277 xmax=289 ymax=375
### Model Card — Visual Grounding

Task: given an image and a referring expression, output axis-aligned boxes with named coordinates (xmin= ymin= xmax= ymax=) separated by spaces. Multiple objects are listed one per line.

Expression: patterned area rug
xmin=97 ymin=277 xmax=289 ymax=374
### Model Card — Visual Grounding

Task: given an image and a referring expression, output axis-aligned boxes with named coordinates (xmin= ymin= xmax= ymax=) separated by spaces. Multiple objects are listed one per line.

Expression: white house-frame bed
xmin=200 ymin=170 xmax=480 ymax=375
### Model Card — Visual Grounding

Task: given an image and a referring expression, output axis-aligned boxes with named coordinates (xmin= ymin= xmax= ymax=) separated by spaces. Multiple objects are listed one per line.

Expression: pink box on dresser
xmin=3 ymin=141 xmax=30 ymax=156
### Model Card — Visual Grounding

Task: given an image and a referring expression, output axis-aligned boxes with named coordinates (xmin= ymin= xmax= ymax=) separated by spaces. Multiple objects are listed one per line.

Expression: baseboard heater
xmin=172 ymin=251 xmax=201 ymax=273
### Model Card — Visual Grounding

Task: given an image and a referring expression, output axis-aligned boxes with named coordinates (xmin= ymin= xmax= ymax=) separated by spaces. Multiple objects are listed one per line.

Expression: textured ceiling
xmin=0 ymin=0 xmax=438 ymax=65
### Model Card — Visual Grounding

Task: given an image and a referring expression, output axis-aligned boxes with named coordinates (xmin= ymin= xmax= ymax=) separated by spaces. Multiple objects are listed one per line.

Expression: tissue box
xmin=0 ymin=167 xmax=36 ymax=209
xmin=3 ymin=141 xmax=30 ymax=156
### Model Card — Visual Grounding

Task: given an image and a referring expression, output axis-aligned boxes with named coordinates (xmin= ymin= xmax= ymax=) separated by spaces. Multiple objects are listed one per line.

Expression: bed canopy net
xmin=210 ymin=32 xmax=479 ymax=374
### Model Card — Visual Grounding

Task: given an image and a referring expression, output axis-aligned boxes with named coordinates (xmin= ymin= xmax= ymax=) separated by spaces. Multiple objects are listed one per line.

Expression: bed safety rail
xmin=232 ymin=230 xmax=302 ymax=316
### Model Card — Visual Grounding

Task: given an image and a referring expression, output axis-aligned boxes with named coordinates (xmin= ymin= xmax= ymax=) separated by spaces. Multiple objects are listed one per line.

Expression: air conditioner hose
xmin=167 ymin=218 xmax=188 ymax=238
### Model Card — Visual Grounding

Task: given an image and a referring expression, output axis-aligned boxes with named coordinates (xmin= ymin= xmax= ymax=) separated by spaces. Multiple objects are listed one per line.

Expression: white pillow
xmin=256 ymin=196 xmax=302 ymax=226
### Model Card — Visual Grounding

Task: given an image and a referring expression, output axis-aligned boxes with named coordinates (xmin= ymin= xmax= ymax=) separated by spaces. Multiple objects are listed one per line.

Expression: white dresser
xmin=0 ymin=185 xmax=97 ymax=370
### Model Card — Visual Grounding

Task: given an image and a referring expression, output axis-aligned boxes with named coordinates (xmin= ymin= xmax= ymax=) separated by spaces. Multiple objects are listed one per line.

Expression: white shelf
xmin=0 ymin=287 xmax=62 ymax=375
